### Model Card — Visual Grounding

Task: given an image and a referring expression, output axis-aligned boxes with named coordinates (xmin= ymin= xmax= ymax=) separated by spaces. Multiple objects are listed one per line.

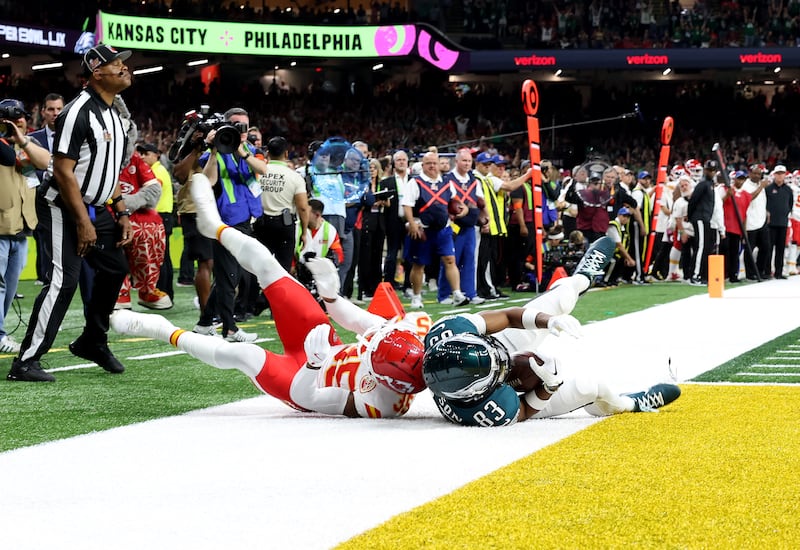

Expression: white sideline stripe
xmin=2 ymin=278 xmax=800 ymax=550
xmin=749 ymin=364 xmax=800 ymax=368
xmin=737 ymin=372 xmax=800 ymax=377
xmin=773 ymin=350 xmax=800 ymax=354
xmin=130 ymin=350 xmax=186 ymax=360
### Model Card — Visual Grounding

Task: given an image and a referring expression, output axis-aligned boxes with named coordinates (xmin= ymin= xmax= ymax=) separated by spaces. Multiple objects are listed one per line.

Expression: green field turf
xmin=0 ymin=275 xmax=792 ymax=453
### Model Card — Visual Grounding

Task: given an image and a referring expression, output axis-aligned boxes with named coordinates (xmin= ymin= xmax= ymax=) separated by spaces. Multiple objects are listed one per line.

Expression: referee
xmin=8 ymin=44 xmax=135 ymax=382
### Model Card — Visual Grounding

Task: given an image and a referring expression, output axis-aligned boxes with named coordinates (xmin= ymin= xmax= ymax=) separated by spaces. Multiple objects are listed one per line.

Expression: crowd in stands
xmin=7 ymin=0 xmax=800 ymax=50
xmin=459 ymin=0 xmax=800 ymax=50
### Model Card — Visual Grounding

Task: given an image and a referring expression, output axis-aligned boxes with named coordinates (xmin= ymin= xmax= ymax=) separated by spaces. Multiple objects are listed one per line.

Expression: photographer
xmin=195 ymin=107 xmax=265 ymax=343
xmin=0 ymin=99 xmax=50 ymax=355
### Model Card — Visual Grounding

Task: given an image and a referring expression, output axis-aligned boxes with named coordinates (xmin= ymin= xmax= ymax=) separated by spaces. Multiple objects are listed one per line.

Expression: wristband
xmin=110 ymin=196 xmax=124 ymax=206
xmin=241 ymin=150 xmax=251 ymax=159
xmin=521 ymin=308 xmax=543 ymax=330
xmin=115 ymin=209 xmax=132 ymax=221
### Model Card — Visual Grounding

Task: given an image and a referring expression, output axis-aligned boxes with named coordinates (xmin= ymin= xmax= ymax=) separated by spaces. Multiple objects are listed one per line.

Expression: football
xmin=506 ymin=351 xmax=543 ymax=393
xmin=448 ymin=197 xmax=465 ymax=216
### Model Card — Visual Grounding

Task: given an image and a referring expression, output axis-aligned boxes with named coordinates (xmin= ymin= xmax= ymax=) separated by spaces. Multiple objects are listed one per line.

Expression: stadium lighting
xmin=1 ymin=53 xmax=10 ymax=59
xmin=774 ymin=67 xmax=781 ymax=73
xmin=372 ymin=63 xmax=384 ymax=71
xmin=764 ymin=80 xmax=775 ymax=85
xmin=186 ymin=59 xmax=208 ymax=67
xmin=32 ymin=62 xmax=63 ymax=71
xmin=274 ymin=65 xmax=279 ymax=70
xmin=554 ymin=69 xmax=562 ymax=77
xmin=133 ymin=65 xmax=164 ymax=75
xmin=290 ymin=61 xmax=297 ymax=67
xmin=662 ymin=67 xmax=672 ymax=76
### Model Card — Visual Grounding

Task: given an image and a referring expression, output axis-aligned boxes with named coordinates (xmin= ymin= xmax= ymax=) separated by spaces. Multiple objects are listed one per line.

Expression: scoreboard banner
xmin=96 ymin=11 xmax=464 ymax=70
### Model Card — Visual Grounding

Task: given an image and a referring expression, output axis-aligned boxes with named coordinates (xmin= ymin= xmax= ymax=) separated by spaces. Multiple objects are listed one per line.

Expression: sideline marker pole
xmin=522 ymin=79 xmax=543 ymax=283
xmin=645 ymin=116 xmax=673 ymax=274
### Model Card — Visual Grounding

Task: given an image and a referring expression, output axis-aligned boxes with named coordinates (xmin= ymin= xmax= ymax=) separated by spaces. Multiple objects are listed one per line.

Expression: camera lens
xmin=214 ymin=125 xmax=241 ymax=155
xmin=0 ymin=122 xmax=9 ymax=138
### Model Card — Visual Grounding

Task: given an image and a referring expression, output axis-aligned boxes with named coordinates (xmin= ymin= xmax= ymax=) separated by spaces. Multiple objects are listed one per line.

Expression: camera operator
xmin=196 ymin=107 xmax=265 ymax=343
xmin=0 ymin=99 xmax=50 ymax=355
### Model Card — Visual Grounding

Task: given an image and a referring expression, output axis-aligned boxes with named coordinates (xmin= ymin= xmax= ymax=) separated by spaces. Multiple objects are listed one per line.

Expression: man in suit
xmin=29 ymin=93 xmax=64 ymax=285
xmin=381 ymin=150 xmax=411 ymax=290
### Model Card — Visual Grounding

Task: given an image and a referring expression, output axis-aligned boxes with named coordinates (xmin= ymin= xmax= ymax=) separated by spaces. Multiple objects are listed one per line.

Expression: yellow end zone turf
xmin=338 ymin=385 xmax=800 ymax=549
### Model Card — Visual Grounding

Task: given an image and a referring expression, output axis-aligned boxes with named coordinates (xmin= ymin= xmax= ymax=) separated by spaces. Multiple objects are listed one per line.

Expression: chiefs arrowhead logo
xmin=359 ymin=374 xmax=377 ymax=393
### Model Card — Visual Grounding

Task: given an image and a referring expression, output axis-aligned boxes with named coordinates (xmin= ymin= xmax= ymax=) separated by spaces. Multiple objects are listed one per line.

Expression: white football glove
xmin=305 ymin=257 xmax=341 ymax=300
xmin=546 ymin=314 xmax=582 ymax=338
xmin=303 ymin=323 xmax=333 ymax=369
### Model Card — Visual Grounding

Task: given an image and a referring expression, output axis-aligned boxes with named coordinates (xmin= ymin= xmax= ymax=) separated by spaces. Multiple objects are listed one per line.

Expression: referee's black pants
xmin=19 ymin=198 xmax=128 ymax=364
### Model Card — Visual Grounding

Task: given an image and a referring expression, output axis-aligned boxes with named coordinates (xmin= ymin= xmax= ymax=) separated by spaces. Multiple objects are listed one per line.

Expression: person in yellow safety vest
xmin=295 ymin=199 xmax=344 ymax=304
xmin=473 ymin=153 xmax=531 ymax=300
xmin=602 ymin=206 xmax=636 ymax=286
xmin=296 ymin=198 xmax=344 ymax=267
xmin=630 ymin=170 xmax=655 ymax=283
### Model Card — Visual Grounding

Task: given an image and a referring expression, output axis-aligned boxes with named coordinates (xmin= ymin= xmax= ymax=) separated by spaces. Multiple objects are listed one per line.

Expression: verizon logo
xmin=626 ymin=53 xmax=668 ymax=65
xmin=739 ymin=52 xmax=782 ymax=64
xmin=514 ymin=54 xmax=557 ymax=66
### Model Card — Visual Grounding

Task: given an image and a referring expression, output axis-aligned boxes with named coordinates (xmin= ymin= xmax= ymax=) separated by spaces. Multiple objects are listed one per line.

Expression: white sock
xmin=218 ymin=228 xmax=286 ymax=289
xmin=190 ymin=173 xmax=226 ymax=239
xmin=171 ymin=330 xmax=265 ymax=378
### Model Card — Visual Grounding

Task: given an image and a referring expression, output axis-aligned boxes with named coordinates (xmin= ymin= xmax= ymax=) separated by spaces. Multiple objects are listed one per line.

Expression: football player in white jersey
xmin=422 ymin=236 xmax=681 ymax=427
xmin=112 ymin=173 xmax=432 ymax=418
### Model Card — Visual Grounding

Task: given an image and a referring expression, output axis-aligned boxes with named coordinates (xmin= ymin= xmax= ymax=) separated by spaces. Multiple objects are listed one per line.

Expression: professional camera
xmin=544 ymin=242 xmax=585 ymax=274
xmin=167 ymin=105 xmax=246 ymax=162
xmin=0 ymin=103 xmax=25 ymax=138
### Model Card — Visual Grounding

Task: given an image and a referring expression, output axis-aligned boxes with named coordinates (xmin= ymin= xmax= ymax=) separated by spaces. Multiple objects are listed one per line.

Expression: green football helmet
xmin=422 ymin=333 xmax=510 ymax=403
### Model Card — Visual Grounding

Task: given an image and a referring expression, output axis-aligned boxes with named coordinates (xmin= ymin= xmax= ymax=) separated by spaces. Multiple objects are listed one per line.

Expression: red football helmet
xmin=362 ymin=328 xmax=426 ymax=394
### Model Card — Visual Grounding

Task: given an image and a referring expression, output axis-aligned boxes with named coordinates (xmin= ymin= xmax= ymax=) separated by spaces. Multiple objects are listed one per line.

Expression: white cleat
xmin=189 ymin=173 xmax=226 ymax=239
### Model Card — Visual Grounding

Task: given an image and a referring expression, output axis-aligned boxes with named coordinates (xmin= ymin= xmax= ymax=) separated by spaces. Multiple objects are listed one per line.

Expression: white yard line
xmin=1 ymin=279 xmax=799 ymax=550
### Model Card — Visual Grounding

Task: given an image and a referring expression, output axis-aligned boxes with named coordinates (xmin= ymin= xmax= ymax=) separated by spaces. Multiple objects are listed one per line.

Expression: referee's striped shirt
xmin=45 ymin=86 xmax=127 ymax=207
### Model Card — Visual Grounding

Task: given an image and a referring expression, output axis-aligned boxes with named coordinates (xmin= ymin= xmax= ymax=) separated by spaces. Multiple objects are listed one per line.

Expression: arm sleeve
xmin=455 ymin=206 xmax=480 ymax=227
xmin=324 ymin=296 xmax=387 ymax=335
xmin=124 ymin=181 xmax=162 ymax=211
xmin=288 ymin=365 xmax=350 ymax=416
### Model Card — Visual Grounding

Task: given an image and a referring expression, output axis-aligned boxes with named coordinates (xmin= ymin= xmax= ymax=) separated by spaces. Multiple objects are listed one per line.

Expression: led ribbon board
xmin=96 ymin=11 xmax=462 ymax=70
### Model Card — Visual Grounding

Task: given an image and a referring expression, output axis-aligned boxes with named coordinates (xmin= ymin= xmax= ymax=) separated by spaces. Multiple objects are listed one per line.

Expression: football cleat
xmin=574 ymin=236 xmax=615 ymax=284
xmin=625 ymin=383 xmax=681 ymax=412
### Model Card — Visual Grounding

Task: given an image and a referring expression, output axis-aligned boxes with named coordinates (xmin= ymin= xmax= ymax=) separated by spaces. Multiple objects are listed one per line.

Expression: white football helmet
xmin=670 ymin=164 xmax=686 ymax=180
xmin=685 ymin=159 xmax=703 ymax=182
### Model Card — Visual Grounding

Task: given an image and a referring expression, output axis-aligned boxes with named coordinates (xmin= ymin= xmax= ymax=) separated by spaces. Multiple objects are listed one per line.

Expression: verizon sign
xmin=514 ymin=54 xmax=557 ymax=67
xmin=626 ymin=53 xmax=669 ymax=65
xmin=739 ymin=52 xmax=782 ymax=64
